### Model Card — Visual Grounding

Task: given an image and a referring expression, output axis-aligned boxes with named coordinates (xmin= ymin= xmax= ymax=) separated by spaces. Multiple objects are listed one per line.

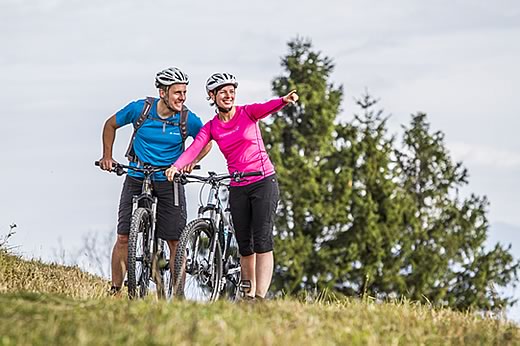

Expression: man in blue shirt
xmin=98 ymin=67 xmax=211 ymax=294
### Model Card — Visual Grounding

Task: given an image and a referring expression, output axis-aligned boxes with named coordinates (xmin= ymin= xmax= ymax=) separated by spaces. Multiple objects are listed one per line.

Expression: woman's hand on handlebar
xmin=165 ymin=165 xmax=178 ymax=182
xmin=99 ymin=157 xmax=116 ymax=171
xmin=182 ymin=161 xmax=199 ymax=174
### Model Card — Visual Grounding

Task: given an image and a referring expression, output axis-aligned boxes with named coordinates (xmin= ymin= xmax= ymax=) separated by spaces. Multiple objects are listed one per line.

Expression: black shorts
xmin=229 ymin=174 xmax=279 ymax=257
xmin=117 ymin=176 xmax=187 ymax=241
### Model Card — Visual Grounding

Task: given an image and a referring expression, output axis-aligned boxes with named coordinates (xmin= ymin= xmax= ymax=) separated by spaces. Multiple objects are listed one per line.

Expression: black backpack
xmin=125 ymin=97 xmax=189 ymax=163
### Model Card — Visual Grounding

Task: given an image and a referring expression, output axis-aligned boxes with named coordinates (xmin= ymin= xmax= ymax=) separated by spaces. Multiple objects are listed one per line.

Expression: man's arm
xmin=99 ymin=115 xmax=120 ymax=171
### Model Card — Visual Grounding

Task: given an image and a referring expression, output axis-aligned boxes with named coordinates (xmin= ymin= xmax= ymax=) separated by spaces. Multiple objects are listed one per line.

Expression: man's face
xmin=162 ymin=84 xmax=187 ymax=112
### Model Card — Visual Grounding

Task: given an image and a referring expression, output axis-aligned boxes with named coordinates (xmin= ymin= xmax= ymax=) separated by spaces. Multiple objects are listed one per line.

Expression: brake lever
xmin=115 ymin=166 xmax=125 ymax=176
xmin=233 ymin=172 xmax=245 ymax=183
xmin=174 ymin=174 xmax=188 ymax=185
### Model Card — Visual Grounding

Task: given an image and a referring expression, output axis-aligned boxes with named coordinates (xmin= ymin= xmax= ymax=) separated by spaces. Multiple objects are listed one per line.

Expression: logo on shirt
xmin=218 ymin=126 xmax=240 ymax=139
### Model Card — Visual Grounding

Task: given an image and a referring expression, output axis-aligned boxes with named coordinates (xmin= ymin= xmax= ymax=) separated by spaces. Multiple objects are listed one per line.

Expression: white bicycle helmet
xmin=205 ymin=72 xmax=238 ymax=94
xmin=155 ymin=67 xmax=189 ymax=88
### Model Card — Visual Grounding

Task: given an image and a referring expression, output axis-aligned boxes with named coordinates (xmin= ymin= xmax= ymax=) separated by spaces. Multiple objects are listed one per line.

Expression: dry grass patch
xmin=0 ymin=248 xmax=107 ymax=299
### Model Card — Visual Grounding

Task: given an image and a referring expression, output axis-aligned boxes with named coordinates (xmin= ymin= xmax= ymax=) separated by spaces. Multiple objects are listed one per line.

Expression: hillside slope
xmin=1 ymin=249 xmax=518 ymax=345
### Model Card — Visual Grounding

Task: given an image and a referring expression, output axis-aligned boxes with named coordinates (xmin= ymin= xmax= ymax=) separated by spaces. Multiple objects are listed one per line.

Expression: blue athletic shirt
xmin=116 ymin=97 xmax=203 ymax=181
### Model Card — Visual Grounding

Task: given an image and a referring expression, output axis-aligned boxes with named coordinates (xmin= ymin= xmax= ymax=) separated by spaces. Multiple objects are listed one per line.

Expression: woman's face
xmin=213 ymin=85 xmax=236 ymax=110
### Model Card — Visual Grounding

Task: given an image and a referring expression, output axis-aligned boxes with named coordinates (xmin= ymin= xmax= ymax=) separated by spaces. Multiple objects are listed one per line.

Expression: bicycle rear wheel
xmin=173 ymin=219 xmax=222 ymax=301
xmin=222 ymin=232 xmax=241 ymax=301
xmin=128 ymin=207 xmax=152 ymax=299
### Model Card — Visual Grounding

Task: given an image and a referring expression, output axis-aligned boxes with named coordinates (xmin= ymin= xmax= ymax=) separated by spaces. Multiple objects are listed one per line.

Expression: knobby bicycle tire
xmin=153 ymin=238 xmax=171 ymax=300
xmin=128 ymin=207 xmax=151 ymax=299
xmin=222 ymin=231 xmax=241 ymax=301
xmin=172 ymin=218 xmax=222 ymax=301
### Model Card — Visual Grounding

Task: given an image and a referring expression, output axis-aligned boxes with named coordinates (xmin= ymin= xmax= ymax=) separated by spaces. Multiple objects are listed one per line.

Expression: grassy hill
xmin=1 ymin=248 xmax=519 ymax=345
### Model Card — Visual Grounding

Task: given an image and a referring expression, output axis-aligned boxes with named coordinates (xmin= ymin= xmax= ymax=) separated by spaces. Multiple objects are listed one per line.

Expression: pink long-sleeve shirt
xmin=174 ymin=98 xmax=286 ymax=186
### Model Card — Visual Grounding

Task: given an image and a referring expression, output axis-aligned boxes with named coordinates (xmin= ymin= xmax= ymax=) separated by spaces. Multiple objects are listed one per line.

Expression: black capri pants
xmin=229 ymin=174 xmax=279 ymax=257
xmin=117 ymin=175 xmax=187 ymax=241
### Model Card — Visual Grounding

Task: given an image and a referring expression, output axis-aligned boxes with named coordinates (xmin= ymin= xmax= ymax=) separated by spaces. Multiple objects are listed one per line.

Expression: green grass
xmin=1 ymin=248 xmax=519 ymax=345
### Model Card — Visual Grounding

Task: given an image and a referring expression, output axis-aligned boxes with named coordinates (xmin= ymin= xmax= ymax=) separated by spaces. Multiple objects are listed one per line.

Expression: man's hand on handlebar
xmin=98 ymin=157 xmax=116 ymax=172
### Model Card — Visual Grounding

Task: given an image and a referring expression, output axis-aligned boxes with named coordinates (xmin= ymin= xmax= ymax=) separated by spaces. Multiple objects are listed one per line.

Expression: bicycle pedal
xmin=239 ymin=280 xmax=252 ymax=294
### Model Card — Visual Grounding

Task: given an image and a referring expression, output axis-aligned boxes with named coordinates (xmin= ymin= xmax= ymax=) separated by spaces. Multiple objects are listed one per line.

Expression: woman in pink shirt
xmin=166 ymin=72 xmax=298 ymax=300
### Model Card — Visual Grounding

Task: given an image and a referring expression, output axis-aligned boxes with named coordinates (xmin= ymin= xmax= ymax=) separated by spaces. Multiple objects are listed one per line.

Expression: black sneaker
xmin=108 ymin=285 xmax=121 ymax=296
xmin=240 ymin=295 xmax=256 ymax=303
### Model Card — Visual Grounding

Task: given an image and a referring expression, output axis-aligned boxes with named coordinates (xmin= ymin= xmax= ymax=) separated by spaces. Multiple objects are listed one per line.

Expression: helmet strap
xmin=217 ymin=105 xmax=233 ymax=113
xmin=160 ymin=86 xmax=176 ymax=113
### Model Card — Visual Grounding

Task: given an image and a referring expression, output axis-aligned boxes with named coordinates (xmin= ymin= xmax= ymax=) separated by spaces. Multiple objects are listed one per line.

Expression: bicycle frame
xmin=199 ymin=178 xmax=233 ymax=285
xmin=131 ymin=173 xmax=158 ymax=263
xmin=95 ymin=161 xmax=172 ymax=299
xmin=175 ymin=170 xmax=262 ymax=300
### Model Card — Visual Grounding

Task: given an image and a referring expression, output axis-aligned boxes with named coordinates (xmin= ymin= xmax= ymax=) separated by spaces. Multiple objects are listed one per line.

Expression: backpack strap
xmin=179 ymin=105 xmax=189 ymax=151
xmin=125 ymin=97 xmax=154 ymax=163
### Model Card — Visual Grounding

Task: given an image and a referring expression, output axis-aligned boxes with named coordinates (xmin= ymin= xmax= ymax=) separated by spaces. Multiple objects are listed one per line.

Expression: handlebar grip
xmin=242 ymin=171 xmax=263 ymax=177
xmin=95 ymin=160 xmax=120 ymax=171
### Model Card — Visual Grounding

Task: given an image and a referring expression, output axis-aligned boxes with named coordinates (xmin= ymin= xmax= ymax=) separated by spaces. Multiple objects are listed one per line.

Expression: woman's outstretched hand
xmin=283 ymin=90 xmax=299 ymax=104
xmin=165 ymin=165 xmax=178 ymax=182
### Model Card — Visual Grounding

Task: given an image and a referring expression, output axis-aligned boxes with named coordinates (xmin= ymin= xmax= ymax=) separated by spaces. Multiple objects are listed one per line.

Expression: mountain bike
xmin=95 ymin=161 xmax=176 ymax=299
xmin=172 ymin=170 xmax=262 ymax=301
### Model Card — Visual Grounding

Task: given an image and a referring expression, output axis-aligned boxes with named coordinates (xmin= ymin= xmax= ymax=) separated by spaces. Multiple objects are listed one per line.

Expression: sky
xmin=1 ymin=0 xmax=519 ymax=319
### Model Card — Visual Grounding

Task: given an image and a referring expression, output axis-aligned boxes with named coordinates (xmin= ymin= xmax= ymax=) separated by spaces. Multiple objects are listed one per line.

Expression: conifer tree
xmin=263 ymin=37 xmax=343 ymax=293
xmin=264 ymin=37 xmax=518 ymax=310
xmin=396 ymin=113 xmax=519 ymax=309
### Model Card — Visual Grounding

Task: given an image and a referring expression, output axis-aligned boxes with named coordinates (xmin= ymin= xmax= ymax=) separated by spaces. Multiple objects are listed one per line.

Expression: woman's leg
xmin=254 ymin=251 xmax=273 ymax=298
xmin=229 ymin=185 xmax=255 ymax=298
xmin=250 ymin=175 xmax=279 ymax=298
xmin=240 ymin=253 xmax=256 ymax=298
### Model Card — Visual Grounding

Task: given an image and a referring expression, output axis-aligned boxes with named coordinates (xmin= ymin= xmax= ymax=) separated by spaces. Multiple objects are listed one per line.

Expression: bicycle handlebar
xmin=94 ymin=161 xmax=200 ymax=176
xmin=176 ymin=170 xmax=263 ymax=185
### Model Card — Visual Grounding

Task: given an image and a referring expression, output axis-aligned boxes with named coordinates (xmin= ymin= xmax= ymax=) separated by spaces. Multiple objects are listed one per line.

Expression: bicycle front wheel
xmin=173 ymin=219 xmax=222 ymax=302
xmin=128 ymin=207 xmax=151 ymax=299
xmin=153 ymin=238 xmax=171 ymax=300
